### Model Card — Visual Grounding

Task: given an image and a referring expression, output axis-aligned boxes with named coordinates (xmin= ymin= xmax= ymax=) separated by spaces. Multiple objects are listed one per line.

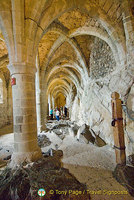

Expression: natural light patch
xmin=0 ymin=78 xmax=3 ymax=103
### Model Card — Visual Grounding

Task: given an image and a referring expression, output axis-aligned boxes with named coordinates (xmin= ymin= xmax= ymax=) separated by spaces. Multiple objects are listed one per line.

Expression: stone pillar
xmin=40 ymin=92 xmax=46 ymax=131
xmin=35 ymin=60 xmax=41 ymax=134
xmin=52 ymin=96 xmax=55 ymax=110
xmin=36 ymin=88 xmax=41 ymax=133
xmin=48 ymin=94 xmax=50 ymax=116
xmin=8 ymin=63 xmax=42 ymax=166
xmin=44 ymin=85 xmax=48 ymax=125
xmin=111 ymin=92 xmax=126 ymax=165
xmin=40 ymin=84 xmax=48 ymax=130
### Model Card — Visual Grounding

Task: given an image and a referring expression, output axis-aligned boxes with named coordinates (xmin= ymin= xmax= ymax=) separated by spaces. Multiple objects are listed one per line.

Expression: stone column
xmin=40 ymin=92 xmax=46 ymax=131
xmin=42 ymin=81 xmax=48 ymax=126
xmin=46 ymin=93 xmax=49 ymax=121
xmin=48 ymin=94 xmax=51 ymax=116
xmin=36 ymin=89 xmax=41 ymax=133
xmin=52 ymin=96 xmax=55 ymax=110
xmin=111 ymin=92 xmax=126 ymax=165
xmin=35 ymin=61 xmax=41 ymax=134
xmin=8 ymin=63 xmax=42 ymax=166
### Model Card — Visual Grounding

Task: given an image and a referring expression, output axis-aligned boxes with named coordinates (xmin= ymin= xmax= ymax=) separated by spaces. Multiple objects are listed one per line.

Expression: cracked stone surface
xmin=0 ymin=150 xmax=90 ymax=200
xmin=113 ymin=164 xmax=134 ymax=197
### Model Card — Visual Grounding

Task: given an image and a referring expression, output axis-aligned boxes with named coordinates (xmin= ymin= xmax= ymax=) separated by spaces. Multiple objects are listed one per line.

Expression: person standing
xmin=50 ymin=108 xmax=53 ymax=120
xmin=64 ymin=106 xmax=67 ymax=118
xmin=56 ymin=109 xmax=60 ymax=121
xmin=60 ymin=106 xmax=63 ymax=118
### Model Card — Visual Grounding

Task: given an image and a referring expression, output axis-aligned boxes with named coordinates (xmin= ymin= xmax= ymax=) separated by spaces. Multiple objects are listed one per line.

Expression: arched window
xmin=0 ymin=78 xmax=3 ymax=103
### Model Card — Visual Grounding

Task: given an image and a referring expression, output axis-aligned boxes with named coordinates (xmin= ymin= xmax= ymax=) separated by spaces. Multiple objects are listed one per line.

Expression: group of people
xmin=50 ymin=106 xmax=68 ymax=121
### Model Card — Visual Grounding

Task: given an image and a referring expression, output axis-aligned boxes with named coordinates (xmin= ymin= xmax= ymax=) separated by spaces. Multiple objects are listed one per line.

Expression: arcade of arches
xmin=0 ymin=0 xmax=134 ymax=199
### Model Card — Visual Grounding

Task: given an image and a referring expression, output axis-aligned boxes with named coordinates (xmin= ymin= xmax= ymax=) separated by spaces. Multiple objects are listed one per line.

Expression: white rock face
xmin=70 ymin=68 xmax=134 ymax=156
xmin=68 ymin=127 xmax=75 ymax=138
xmin=127 ymin=84 xmax=134 ymax=111
xmin=71 ymin=96 xmax=80 ymax=122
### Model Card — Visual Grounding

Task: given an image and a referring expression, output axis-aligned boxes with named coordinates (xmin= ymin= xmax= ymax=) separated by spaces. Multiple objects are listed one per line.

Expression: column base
xmin=9 ymin=147 xmax=42 ymax=168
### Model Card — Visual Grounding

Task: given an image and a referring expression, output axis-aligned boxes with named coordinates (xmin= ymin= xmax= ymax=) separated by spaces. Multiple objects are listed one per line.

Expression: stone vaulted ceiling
xmin=37 ymin=2 xmax=125 ymax=99
xmin=0 ymin=0 xmax=133 ymax=101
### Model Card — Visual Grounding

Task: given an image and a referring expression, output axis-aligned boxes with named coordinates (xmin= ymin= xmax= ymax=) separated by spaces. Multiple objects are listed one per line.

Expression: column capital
xmin=7 ymin=62 xmax=37 ymax=76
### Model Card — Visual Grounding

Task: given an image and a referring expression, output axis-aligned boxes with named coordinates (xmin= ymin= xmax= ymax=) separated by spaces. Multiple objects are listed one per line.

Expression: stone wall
xmin=71 ymin=75 xmax=134 ymax=156
xmin=90 ymin=37 xmax=116 ymax=79
xmin=124 ymin=83 xmax=134 ymax=155
xmin=0 ymin=75 xmax=13 ymax=128
xmin=0 ymin=75 xmax=7 ymax=128
xmin=70 ymin=37 xmax=134 ymax=156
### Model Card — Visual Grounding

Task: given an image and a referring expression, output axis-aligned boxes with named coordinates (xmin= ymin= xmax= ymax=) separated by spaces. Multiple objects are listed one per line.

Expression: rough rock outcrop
xmin=77 ymin=124 xmax=106 ymax=147
xmin=128 ymin=154 xmax=134 ymax=166
xmin=38 ymin=134 xmax=51 ymax=148
xmin=113 ymin=164 xmax=134 ymax=197
xmin=95 ymin=135 xmax=106 ymax=147
xmin=0 ymin=150 xmax=90 ymax=200
xmin=77 ymin=124 xmax=95 ymax=144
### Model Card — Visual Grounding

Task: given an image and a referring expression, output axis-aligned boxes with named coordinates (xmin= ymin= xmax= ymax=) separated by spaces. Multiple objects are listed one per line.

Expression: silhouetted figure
xmin=50 ymin=109 xmax=53 ymax=120
xmin=64 ymin=106 xmax=67 ymax=118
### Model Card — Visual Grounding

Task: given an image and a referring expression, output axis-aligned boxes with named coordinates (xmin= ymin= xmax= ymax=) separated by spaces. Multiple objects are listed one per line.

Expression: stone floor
xmin=0 ymin=121 xmax=134 ymax=200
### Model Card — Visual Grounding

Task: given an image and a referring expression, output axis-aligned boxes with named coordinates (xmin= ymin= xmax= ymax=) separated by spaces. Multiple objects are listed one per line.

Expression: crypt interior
xmin=0 ymin=0 xmax=134 ymax=199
